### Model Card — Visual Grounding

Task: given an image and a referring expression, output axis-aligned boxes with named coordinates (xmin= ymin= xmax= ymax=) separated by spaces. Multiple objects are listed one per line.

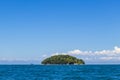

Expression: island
xmin=41 ymin=55 xmax=85 ymax=65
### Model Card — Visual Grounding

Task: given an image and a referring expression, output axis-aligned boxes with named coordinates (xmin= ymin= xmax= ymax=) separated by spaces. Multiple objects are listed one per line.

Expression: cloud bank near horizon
xmin=1 ymin=46 xmax=120 ymax=64
xmin=51 ymin=46 xmax=120 ymax=63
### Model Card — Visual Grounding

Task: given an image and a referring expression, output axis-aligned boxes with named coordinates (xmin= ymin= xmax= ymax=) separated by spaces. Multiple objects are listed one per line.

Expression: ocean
xmin=0 ymin=65 xmax=119 ymax=80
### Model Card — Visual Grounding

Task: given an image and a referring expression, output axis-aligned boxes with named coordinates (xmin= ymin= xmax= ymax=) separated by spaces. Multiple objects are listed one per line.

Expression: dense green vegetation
xmin=41 ymin=55 xmax=85 ymax=65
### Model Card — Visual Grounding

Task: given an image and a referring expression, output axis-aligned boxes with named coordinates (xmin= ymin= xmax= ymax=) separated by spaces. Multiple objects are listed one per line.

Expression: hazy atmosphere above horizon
xmin=0 ymin=0 xmax=120 ymax=64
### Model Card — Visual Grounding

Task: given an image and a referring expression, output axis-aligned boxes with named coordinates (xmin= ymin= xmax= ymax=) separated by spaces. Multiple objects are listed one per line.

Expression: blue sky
xmin=0 ymin=0 xmax=120 ymax=64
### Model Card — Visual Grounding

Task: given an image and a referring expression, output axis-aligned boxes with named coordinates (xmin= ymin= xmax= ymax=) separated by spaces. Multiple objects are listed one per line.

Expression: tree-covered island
xmin=41 ymin=55 xmax=85 ymax=65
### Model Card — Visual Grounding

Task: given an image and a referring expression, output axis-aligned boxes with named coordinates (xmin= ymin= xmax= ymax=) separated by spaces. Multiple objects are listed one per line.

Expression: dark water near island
xmin=0 ymin=65 xmax=120 ymax=80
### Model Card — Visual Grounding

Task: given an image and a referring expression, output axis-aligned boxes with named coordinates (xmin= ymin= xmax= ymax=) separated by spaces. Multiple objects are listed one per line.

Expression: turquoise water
xmin=0 ymin=65 xmax=120 ymax=80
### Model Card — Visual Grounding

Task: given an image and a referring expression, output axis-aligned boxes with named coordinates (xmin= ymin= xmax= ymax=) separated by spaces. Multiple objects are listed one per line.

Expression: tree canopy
xmin=41 ymin=55 xmax=85 ymax=65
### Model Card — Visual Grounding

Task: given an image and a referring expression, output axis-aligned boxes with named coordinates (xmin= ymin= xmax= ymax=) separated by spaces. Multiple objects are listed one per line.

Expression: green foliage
xmin=41 ymin=55 xmax=85 ymax=65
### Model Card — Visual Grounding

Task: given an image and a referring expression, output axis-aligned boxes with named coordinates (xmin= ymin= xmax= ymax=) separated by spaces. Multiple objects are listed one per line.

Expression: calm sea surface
xmin=0 ymin=65 xmax=120 ymax=80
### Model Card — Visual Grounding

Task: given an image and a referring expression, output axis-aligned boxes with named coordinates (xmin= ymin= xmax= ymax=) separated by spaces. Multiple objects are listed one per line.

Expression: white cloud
xmin=100 ymin=57 xmax=113 ymax=60
xmin=42 ymin=54 xmax=47 ymax=58
xmin=52 ymin=53 xmax=60 ymax=56
xmin=114 ymin=46 xmax=120 ymax=53
xmin=51 ymin=46 xmax=120 ymax=63
xmin=68 ymin=49 xmax=82 ymax=55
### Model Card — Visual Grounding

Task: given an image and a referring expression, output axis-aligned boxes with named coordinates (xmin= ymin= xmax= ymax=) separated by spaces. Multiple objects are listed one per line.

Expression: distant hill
xmin=41 ymin=55 xmax=85 ymax=65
